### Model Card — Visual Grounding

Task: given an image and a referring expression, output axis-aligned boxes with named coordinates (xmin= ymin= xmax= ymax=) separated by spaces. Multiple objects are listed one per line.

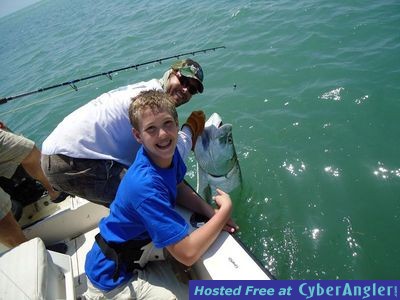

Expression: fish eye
xmin=227 ymin=134 xmax=233 ymax=144
xmin=218 ymin=134 xmax=233 ymax=144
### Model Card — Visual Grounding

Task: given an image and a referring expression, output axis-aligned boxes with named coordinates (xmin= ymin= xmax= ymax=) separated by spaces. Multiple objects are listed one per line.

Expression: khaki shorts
xmin=84 ymin=261 xmax=189 ymax=300
xmin=0 ymin=129 xmax=34 ymax=179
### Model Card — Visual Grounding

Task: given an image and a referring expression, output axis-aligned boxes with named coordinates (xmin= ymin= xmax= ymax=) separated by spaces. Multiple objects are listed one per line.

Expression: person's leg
xmin=83 ymin=276 xmax=138 ymax=300
xmin=20 ymin=146 xmax=61 ymax=201
xmin=137 ymin=261 xmax=189 ymax=300
xmin=0 ymin=188 xmax=27 ymax=248
xmin=42 ymin=154 xmax=126 ymax=207
xmin=83 ymin=264 xmax=185 ymax=300
xmin=0 ymin=212 xmax=27 ymax=248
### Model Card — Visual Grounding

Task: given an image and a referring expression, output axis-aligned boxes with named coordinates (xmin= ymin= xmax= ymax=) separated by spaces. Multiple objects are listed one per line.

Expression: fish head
xmin=194 ymin=113 xmax=237 ymax=176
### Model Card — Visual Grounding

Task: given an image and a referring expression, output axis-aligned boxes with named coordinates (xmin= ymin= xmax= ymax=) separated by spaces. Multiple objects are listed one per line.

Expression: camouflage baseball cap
xmin=171 ymin=59 xmax=204 ymax=93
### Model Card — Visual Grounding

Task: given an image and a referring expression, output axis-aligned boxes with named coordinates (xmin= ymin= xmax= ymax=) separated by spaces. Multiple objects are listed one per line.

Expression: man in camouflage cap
xmin=171 ymin=59 xmax=204 ymax=92
xmin=42 ymin=58 xmax=206 ymax=207
xmin=161 ymin=58 xmax=204 ymax=106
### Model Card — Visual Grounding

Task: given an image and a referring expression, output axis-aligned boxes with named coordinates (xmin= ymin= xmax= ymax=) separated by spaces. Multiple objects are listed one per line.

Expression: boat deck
xmin=66 ymin=226 xmax=98 ymax=295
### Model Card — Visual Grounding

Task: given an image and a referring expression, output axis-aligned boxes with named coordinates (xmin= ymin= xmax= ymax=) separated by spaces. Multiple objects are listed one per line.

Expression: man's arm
xmin=176 ymin=111 xmax=206 ymax=162
xmin=176 ymin=127 xmax=192 ymax=162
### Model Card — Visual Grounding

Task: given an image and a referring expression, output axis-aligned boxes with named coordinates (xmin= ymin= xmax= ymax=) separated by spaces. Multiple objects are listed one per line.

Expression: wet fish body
xmin=194 ymin=113 xmax=242 ymax=202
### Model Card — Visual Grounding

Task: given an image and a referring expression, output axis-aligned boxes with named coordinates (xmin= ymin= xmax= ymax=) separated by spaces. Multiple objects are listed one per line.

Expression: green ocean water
xmin=1 ymin=0 xmax=399 ymax=279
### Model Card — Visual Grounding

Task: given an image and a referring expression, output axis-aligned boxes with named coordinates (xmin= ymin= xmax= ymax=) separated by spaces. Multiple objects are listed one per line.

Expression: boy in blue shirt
xmin=84 ymin=90 xmax=237 ymax=299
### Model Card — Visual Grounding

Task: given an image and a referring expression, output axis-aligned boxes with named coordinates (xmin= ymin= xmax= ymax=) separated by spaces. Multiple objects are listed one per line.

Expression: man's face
xmin=166 ymin=71 xmax=200 ymax=107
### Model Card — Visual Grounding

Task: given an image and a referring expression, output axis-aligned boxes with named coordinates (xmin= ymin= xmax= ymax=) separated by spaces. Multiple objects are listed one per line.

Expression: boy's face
xmin=133 ymin=107 xmax=179 ymax=168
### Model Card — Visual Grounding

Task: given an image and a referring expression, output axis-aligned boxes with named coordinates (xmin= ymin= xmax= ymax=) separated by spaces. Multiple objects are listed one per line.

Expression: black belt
xmin=95 ymin=233 xmax=151 ymax=281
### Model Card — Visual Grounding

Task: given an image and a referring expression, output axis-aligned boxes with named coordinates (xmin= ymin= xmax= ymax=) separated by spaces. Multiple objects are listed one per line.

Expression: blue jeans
xmin=41 ymin=154 xmax=127 ymax=207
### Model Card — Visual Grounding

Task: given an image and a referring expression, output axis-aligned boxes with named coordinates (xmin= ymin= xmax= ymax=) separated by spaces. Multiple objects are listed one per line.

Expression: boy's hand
xmin=224 ymin=217 xmax=239 ymax=234
xmin=213 ymin=188 xmax=239 ymax=233
xmin=183 ymin=111 xmax=205 ymax=150
xmin=212 ymin=188 xmax=232 ymax=210
xmin=213 ymin=189 xmax=238 ymax=233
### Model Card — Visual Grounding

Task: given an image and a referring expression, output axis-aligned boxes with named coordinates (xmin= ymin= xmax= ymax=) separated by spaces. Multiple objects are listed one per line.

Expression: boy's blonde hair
xmin=129 ymin=90 xmax=178 ymax=130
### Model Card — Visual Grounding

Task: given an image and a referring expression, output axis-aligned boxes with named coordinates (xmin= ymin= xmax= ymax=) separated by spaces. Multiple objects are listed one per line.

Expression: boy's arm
xmin=176 ymin=181 xmax=239 ymax=232
xmin=167 ymin=188 xmax=233 ymax=266
xmin=176 ymin=181 xmax=214 ymax=219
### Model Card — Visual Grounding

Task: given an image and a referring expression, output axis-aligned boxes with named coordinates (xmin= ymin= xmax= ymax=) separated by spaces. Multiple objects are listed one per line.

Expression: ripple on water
xmin=343 ymin=216 xmax=361 ymax=258
xmin=281 ymin=159 xmax=306 ymax=177
xmin=373 ymin=161 xmax=400 ymax=180
xmin=324 ymin=165 xmax=341 ymax=177
xmin=318 ymin=87 xmax=345 ymax=101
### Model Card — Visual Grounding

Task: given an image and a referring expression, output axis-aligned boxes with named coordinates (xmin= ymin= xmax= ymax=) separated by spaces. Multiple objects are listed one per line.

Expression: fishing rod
xmin=0 ymin=46 xmax=225 ymax=105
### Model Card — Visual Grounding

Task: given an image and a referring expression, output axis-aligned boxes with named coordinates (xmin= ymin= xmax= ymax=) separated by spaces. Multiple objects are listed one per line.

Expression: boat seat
xmin=0 ymin=237 xmax=75 ymax=300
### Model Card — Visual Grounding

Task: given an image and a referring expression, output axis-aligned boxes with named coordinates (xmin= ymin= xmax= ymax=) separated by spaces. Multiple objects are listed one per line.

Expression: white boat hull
xmin=0 ymin=193 xmax=273 ymax=299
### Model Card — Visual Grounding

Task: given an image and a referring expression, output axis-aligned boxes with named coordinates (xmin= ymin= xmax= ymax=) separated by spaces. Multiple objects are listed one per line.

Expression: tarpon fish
xmin=194 ymin=113 xmax=242 ymax=203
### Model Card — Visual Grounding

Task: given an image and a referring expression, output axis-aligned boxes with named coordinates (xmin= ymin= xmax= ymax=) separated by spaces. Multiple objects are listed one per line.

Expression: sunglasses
xmin=178 ymin=75 xmax=198 ymax=95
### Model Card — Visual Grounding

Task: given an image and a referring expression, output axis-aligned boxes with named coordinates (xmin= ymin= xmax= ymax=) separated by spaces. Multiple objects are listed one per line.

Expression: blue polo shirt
xmin=85 ymin=147 xmax=188 ymax=291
